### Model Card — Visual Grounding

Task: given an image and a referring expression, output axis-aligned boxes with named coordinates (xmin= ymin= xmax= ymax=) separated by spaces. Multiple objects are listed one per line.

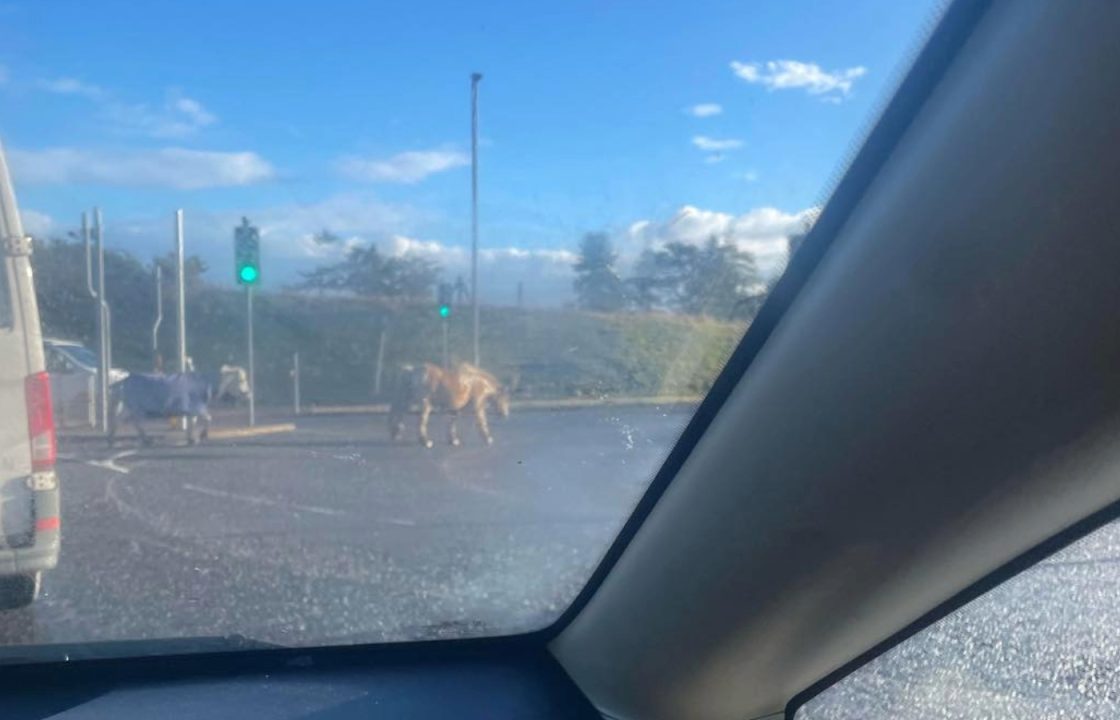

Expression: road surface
xmin=0 ymin=406 xmax=691 ymax=651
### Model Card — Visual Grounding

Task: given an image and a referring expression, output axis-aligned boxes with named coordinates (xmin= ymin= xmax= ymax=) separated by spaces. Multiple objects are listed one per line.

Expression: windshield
xmin=0 ymin=1 xmax=939 ymax=654
xmin=55 ymin=344 xmax=97 ymax=369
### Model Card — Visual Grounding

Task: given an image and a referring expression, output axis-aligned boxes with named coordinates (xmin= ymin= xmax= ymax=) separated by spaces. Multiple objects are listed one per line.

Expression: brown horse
xmin=389 ymin=362 xmax=511 ymax=448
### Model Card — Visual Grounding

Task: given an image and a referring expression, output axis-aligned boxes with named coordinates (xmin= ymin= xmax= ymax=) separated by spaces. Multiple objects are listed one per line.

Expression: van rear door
xmin=0 ymin=142 xmax=46 ymax=548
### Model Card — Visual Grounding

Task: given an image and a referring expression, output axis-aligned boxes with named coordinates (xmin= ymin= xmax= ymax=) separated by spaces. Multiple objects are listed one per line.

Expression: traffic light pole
xmin=247 ymin=284 xmax=255 ymax=427
xmin=442 ymin=318 xmax=449 ymax=370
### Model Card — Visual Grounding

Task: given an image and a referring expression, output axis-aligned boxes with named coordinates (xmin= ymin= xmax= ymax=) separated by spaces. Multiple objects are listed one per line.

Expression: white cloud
xmin=730 ymin=59 xmax=867 ymax=99
xmin=687 ymin=103 xmax=723 ymax=118
xmin=35 ymin=75 xmax=217 ymax=138
xmin=251 ymin=194 xmax=420 ymax=261
xmin=391 ymin=234 xmax=577 ymax=270
xmin=169 ymin=95 xmax=217 ymax=129
xmin=692 ymin=135 xmax=743 ymax=152
xmin=338 ymin=149 xmax=469 ymax=184
xmin=89 ymin=193 xmax=423 ymax=292
xmin=38 ymin=77 xmax=104 ymax=99
xmin=624 ymin=205 xmax=818 ymax=276
xmin=106 ymin=90 xmax=218 ymax=138
xmin=8 ymin=147 xmax=274 ymax=189
xmin=390 ymin=235 xmax=577 ymax=305
xmin=20 ymin=209 xmax=53 ymax=237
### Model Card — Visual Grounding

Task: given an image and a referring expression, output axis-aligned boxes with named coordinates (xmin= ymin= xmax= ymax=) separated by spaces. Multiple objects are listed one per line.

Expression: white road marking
xmin=181 ymin=483 xmax=346 ymax=517
xmin=86 ymin=449 xmax=136 ymax=475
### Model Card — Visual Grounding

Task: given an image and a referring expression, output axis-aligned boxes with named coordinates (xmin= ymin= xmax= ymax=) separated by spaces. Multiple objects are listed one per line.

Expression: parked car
xmin=0 ymin=140 xmax=59 ymax=608
xmin=43 ymin=338 xmax=128 ymax=428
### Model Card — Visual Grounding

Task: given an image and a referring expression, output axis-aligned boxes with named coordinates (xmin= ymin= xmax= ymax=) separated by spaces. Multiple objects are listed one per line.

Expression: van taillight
xmin=25 ymin=371 xmax=56 ymax=471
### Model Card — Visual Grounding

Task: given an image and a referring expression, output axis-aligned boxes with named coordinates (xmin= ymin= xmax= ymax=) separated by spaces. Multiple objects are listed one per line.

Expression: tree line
xmin=30 ymin=226 xmax=798 ymax=358
xmin=573 ymin=233 xmax=785 ymax=321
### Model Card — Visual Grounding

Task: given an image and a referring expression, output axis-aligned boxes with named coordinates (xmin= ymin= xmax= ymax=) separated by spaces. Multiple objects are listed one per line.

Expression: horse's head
xmin=493 ymin=387 xmax=511 ymax=418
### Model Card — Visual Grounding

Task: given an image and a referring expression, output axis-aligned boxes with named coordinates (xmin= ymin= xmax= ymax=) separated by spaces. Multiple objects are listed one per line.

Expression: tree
xmin=297 ymin=239 xmax=442 ymax=398
xmin=630 ymin=236 xmax=763 ymax=320
xmin=297 ymin=243 xmax=440 ymax=301
xmin=573 ymin=233 xmax=626 ymax=312
xmin=156 ymin=252 xmax=209 ymax=293
xmin=30 ymin=237 xmax=163 ymax=369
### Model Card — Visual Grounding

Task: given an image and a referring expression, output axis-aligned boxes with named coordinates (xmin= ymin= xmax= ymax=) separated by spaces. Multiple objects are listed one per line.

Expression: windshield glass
xmin=0 ymin=0 xmax=939 ymax=654
xmin=56 ymin=344 xmax=97 ymax=368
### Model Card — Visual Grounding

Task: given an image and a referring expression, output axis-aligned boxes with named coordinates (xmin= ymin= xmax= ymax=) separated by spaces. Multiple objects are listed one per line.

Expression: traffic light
xmin=234 ymin=217 xmax=261 ymax=286
xmin=437 ymin=282 xmax=453 ymax=318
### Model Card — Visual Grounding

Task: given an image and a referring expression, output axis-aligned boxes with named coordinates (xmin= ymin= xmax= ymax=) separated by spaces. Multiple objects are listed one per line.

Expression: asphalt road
xmin=0 ymin=405 xmax=691 ymax=652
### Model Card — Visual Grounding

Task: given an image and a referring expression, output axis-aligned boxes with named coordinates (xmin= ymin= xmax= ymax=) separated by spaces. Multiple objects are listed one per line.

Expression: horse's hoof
xmin=422 ymin=440 xmax=433 ymax=449
xmin=484 ymin=436 xmax=494 ymax=446
xmin=450 ymin=438 xmax=461 ymax=447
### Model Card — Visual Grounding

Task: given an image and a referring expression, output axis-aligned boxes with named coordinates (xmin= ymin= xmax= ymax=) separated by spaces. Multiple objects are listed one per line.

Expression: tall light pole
xmin=92 ymin=209 xmax=111 ymax=433
xmin=175 ymin=210 xmax=187 ymax=378
xmin=152 ymin=264 xmax=163 ymax=369
xmin=470 ymin=72 xmax=482 ymax=367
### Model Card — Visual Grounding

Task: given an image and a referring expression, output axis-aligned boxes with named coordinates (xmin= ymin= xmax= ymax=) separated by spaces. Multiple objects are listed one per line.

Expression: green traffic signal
xmin=234 ymin=217 xmax=261 ymax=286
xmin=439 ymin=305 xmax=451 ymax=318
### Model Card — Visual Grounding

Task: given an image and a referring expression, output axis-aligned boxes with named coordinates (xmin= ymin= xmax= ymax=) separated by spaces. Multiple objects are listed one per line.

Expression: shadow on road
xmin=122 ymin=452 xmax=253 ymax=463
xmin=220 ymin=438 xmax=398 ymax=450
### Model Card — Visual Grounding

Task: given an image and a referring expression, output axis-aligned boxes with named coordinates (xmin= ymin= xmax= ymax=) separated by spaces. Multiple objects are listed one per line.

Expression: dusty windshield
xmin=0 ymin=2 xmax=936 ymax=653
xmin=55 ymin=345 xmax=97 ymax=369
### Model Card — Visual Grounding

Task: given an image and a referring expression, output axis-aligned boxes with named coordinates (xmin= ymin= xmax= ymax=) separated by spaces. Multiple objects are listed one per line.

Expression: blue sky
xmin=0 ymin=0 xmax=938 ymax=305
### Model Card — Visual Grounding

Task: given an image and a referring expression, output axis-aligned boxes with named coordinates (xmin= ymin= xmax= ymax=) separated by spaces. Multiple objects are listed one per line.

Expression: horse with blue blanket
xmin=108 ymin=373 xmax=213 ymax=447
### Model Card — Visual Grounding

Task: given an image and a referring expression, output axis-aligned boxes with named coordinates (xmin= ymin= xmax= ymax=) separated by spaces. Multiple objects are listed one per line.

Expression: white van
xmin=44 ymin=338 xmax=128 ymax=428
xmin=0 ymin=140 xmax=60 ymax=608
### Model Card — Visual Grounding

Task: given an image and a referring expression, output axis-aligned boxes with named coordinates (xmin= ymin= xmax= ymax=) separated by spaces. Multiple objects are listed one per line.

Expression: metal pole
xmin=247 ymin=285 xmax=256 ymax=426
xmin=152 ymin=264 xmax=163 ymax=368
xmin=94 ymin=209 xmax=110 ymax=432
xmin=81 ymin=211 xmax=103 ymax=429
xmin=175 ymin=210 xmax=188 ymax=435
xmin=175 ymin=210 xmax=187 ymax=373
xmin=470 ymin=72 xmax=482 ymax=367
xmin=442 ymin=319 xmax=449 ymax=370
xmin=82 ymin=213 xmax=96 ymax=298
xmin=292 ymin=352 xmax=300 ymax=416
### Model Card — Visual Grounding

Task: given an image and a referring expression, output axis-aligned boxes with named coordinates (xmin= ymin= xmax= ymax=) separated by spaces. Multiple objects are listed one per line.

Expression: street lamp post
xmin=470 ymin=72 xmax=482 ymax=367
xmin=175 ymin=210 xmax=189 ymax=437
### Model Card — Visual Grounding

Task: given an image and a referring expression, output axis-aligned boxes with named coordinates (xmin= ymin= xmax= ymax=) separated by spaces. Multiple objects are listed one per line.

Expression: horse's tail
xmin=387 ymin=364 xmax=417 ymax=440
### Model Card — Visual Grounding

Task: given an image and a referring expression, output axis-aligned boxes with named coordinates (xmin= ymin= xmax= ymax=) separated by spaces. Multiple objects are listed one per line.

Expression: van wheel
xmin=0 ymin=573 xmax=41 ymax=610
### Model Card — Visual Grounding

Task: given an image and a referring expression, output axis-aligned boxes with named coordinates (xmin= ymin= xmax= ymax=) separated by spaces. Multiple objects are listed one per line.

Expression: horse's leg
xmin=134 ymin=413 xmax=152 ymax=447
xmin=198 ymin=410 xmax=211 ymax=443
xmin=418 ymin=398 xmax=434 ymax=449
xmin=473 ymin=399 xmax=493 ymax=446
xmin=107 ymin=402 xmax=118 ymax=448
xmin=448 ymin=409 xmax=461 ymax=447
xmin=389 ymin=409 xmax=403 ymax=442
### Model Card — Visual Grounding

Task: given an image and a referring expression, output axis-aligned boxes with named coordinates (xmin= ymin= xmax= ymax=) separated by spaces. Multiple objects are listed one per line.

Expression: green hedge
xmin=43 ymin=285 xmax=746 ymax=405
